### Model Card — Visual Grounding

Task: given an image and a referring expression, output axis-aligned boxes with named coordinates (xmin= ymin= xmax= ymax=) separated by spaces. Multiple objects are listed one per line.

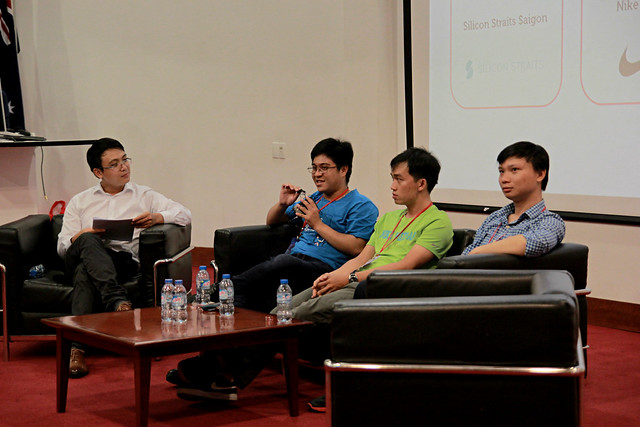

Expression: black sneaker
xmin=308 ymin=395 xmax=326 ymax=412
xmin=165 ymin=369 xmax=183 ymax=386
xmin=176 ymin=380 xmax=238 ymax=402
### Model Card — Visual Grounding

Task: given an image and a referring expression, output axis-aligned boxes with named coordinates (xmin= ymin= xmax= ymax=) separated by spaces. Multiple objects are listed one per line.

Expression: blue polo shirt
xmin=285 ymin=189 xmax=378 ymax=269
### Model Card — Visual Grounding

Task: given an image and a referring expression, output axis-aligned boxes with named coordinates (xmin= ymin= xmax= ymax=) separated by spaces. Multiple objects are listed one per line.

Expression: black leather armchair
xmin=326 ymin=269 xmax=584 ymax=426
xmin=437 ymin=242 xmax=590 ymax=367
xmin=0 ymin=214 xmax=192 ymax=361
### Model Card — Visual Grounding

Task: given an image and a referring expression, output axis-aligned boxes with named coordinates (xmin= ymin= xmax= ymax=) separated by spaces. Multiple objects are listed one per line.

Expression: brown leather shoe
xmin=116 ymin=301 xmax=133 ymax=311
xmin=69 ymin=348 xmax=89 ymax=378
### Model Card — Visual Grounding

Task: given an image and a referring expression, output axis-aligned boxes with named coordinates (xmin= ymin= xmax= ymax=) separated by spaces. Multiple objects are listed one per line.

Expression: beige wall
xmin=4 ymin=0 xmax=403 ymax=236
xmin=1 ymin=1 xmax=637 ymax=305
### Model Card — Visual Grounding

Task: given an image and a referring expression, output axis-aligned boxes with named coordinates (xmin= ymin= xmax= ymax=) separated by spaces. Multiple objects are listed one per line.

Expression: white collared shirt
xmin=57 ymin=182 xmax=191 ymax=261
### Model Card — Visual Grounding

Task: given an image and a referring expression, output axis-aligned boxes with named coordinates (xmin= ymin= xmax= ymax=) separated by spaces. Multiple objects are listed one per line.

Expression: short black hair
xmin=87 ymin=138 xmax=125 ymax=171
xmin=497 ymin=141 xmax=549 ymax=190
xmin=390 ymin=147 xmax=441 ymax=193
xmin=310 ymin=138 xmax=354 ymax=184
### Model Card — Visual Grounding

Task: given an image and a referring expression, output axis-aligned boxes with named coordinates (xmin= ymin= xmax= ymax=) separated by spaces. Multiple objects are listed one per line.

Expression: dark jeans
xmin=179 ymin=345 xmax=279 ymax=389
xmin=353 ymin=279 xmax=369 ymax=299
xmin=65 ymin=232 xmax=138 ymax=315
xmin=233 ymin=253 xmax=332 ymax=313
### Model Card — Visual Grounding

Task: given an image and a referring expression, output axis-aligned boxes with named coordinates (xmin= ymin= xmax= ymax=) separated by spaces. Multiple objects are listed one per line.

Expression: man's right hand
xmin=279 ymin=183 xmax=303 ymax=206
xmin=267 ymin=184 xmax=303 ymax=225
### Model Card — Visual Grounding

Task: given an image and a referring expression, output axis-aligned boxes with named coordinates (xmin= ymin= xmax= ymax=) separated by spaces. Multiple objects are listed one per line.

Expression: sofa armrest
xmin=138 ymin=223 xmax=192 ymax=307
xmin=366 ymin=269 xmax=575 ymax=299
xmin=213 ymin=224 xmax=299 ymax=276
xmin=437 ymin=243 xmax=589 ymax=290
xmin=0 ymin=215 xmax=56 ymax=320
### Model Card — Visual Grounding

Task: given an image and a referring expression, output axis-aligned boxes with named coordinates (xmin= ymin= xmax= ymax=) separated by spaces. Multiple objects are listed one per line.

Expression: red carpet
xmin=0 ymin=325 xmax=638 ymax=426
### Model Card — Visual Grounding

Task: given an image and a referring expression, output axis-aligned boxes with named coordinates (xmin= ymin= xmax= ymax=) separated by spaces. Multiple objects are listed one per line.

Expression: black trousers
xmin=232 ymin=253 xmax=332 ymax=313
xmin=65 ymin=232 xmax=138 ymax=315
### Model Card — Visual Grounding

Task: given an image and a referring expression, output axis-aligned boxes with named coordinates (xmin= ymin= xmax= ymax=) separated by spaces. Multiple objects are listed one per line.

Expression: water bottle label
xmin=172 ymin=295 xmax=185 ymax=307
xmin=201 ymin=279 xmax=210 ymax=289
xmin=277 ymin=292 xmax=292 ymax=304
xmin=161 ymin=295 xmax=166 ymax=306
xmin=219 ymin=289 xmax=228 ymax=300
xmin=29 ymin=264 xmax=45 ymax=278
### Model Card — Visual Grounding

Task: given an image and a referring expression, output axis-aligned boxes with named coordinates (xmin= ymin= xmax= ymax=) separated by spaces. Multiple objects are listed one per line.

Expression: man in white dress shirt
xmin=57 ymin=137 xmax=191 ymax=378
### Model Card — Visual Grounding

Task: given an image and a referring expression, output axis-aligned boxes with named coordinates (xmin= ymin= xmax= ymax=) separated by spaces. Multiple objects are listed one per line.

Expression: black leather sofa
xmin=212 ymin=224 xmax=476 ymax=276
xmin=211 ymin=224 xmax=477 ymax=364
xmin=326 ymin=269 xmax=584 ymax=426
xmin=0 ymin=214 xmax=192 ymax=361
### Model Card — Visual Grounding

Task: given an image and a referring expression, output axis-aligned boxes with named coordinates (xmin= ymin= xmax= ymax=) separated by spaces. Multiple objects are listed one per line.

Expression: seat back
xmin=213 ymin=224 xmax=299 ymax=276
xmin=445 ymin=228 xmax=476 ymax=257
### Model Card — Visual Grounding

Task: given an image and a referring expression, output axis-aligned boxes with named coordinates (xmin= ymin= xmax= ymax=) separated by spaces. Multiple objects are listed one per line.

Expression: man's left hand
xmin=312 ymin=271 xmax=348 ymax=298
xmin=295 ymin=197 xmax=321 ymax=228
xmin=132 ymin=212 xmax=163 ymax=229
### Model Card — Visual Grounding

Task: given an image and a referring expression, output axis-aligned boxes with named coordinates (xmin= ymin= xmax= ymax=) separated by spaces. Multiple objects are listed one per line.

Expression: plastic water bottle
xmin=276 ymin=279 xmax=293 ymax=323
xmin=29 ymin=264 xmax=45 ymax=278
xmin=172 ymin=279 xmax=188 ymax=323
xmin=195 ymin=266 xmax=211 ymax=305
xmin=219 ymin=274 xmax=235 ymax=316
xmin=161 ymin=279 xmax=174 ymax=321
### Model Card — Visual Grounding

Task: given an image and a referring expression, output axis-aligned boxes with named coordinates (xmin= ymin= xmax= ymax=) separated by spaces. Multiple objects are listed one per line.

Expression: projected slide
xmin=422 ymin=0 xmax=640 ymax=211
xmin=451 ymin=0 xmax=563 ymax=108
xmin=581 ymin=0 xmax=640 ymax=105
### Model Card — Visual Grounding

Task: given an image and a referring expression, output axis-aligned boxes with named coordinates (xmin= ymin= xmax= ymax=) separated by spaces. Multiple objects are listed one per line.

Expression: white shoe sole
xmin=176 ymin=386 xmax=238 ymax=402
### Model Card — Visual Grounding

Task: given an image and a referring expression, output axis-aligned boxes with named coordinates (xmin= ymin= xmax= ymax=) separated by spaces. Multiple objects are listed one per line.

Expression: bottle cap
xmin=164 ymin=278 xmax=173 ymax=283
xmin=175 ymin=279 xmax=183 ymax=285
xmin=280 ymin=279 xmax=289 ymax=284
xmin=199 ymin=265 xmax=207 ymax=270
xmin=222 ymin=274 xmax=231 ymax=279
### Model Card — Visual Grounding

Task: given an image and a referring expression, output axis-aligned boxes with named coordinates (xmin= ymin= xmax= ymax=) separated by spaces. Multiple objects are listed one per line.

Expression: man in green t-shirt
xmin=288 ymin=146 xmax=453 ymax=324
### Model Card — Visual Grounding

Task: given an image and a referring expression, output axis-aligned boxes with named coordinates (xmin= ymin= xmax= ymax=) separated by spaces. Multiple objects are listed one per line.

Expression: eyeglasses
xmin=102 ymin=158 xmax=132 ymax=170
xmin=307 ymin=165 xmax=338 ymax=174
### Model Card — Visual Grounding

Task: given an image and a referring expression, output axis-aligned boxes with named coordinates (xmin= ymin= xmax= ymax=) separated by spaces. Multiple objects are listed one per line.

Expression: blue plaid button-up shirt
xmin=462 ymin=200 xmax=565 ymax=257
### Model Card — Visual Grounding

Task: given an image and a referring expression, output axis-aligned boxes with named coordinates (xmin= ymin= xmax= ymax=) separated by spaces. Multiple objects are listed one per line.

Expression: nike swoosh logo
xmin=619 ymin=47 xmax=640 ymax=77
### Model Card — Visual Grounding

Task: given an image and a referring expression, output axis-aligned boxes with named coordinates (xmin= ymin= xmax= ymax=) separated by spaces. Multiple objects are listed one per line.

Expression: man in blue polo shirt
xmin=232 ymin=137 xmax=379 ymax=312
xmin=463 ymin=141 xmax=565 ymax=257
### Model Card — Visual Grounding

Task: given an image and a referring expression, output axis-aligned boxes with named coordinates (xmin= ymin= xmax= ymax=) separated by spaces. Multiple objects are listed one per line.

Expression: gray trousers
xmin=270 ymin=282 xmax=358 ymax=324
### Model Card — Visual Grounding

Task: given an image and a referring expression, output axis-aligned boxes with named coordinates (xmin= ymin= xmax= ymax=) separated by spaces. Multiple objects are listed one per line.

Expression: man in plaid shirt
xmin=463 ymin=141 xmax=565 ymax=257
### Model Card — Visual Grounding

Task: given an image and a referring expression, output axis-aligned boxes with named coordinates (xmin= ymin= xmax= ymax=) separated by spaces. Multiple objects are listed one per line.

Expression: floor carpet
xmin=0 ymin=325 xmax=638 ymax=426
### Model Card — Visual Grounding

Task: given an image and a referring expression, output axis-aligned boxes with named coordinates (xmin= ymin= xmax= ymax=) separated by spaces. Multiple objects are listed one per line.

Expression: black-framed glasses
xmin=307 ymin=165 xmax=337 ymax=174
xmin=102 ymin=158 xmax=132 ymax=170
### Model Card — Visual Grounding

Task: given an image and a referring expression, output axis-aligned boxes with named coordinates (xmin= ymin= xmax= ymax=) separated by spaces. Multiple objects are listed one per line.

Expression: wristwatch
xmin=348 ymin=271 xmax=359 ymax=284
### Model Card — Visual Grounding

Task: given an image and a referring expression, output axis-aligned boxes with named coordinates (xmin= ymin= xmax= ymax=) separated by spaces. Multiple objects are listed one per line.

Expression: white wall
xmin=4 ymin=0 xmax=403 ymax=237
xmin=1 ymin=1 xmax=637 ymax=306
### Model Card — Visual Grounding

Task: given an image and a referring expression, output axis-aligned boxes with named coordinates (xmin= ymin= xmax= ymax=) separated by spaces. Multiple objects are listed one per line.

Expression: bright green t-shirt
xmin=363 ymin=205 xmax=453 ymax=271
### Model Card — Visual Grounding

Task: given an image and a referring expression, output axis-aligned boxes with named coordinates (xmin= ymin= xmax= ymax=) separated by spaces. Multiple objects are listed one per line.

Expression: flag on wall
xmin=0 ymin=0 xmax=25 ymax=131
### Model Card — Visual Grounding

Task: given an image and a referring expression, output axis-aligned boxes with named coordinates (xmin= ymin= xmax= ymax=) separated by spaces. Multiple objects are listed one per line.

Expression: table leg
xmin=56 ymin=331 xmax=71 ymax=413
xmin=133 ymin=353 xmax=152 ymax=427
xmin=282 ymin=337 xmax=300 ymax=417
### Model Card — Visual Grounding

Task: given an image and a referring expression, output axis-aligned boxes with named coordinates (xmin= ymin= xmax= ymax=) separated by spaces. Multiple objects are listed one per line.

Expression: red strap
xmin=49 ymin=200 xmax=66 ymax=220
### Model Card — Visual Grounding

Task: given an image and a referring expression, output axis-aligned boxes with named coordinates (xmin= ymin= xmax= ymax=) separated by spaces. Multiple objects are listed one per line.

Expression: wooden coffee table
xmin=42 ymin=307 xmax=313 ymax=427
